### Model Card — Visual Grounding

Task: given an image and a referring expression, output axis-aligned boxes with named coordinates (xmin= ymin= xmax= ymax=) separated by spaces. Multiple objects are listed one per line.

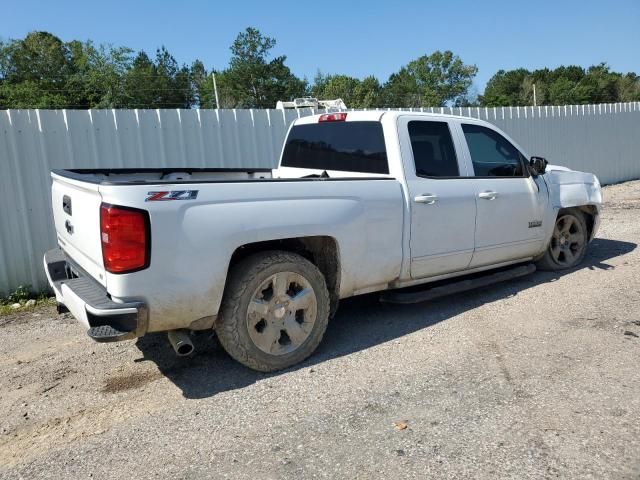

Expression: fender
xmin=539 ymin=165 xmax=603 ymax=245
xmin=543 ymin=166 xmax=602 ymax=210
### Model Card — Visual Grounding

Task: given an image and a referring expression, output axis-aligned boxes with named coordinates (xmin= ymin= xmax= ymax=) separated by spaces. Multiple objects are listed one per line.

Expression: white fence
xmin=1 ymin=102 xmax=639 ymax=294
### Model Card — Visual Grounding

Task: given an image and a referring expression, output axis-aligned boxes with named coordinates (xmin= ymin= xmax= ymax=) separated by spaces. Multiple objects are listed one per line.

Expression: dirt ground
xmin=1 ymin=181 xmax=639 ymax=479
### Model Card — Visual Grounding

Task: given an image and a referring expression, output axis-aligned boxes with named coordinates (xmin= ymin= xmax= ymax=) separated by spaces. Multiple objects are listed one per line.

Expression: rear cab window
xmin=281 ymin=121 xmax=389 ymax=174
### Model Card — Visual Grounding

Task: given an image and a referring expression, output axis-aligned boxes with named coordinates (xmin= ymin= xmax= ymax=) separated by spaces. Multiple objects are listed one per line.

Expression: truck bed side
xmin=97 ymin=178 xmax=405 ymax=333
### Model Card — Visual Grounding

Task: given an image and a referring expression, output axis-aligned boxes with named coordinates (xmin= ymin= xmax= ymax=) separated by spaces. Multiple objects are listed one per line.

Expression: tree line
xmin=1 ymin=28 xmax=638 ymax=110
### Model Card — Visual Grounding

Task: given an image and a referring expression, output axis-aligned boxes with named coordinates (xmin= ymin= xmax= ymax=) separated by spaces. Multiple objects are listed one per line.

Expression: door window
xmin=462 ymin=124 xmax=526 ymax=177
xmin=408 ymin=121 xmax=460 ymax=177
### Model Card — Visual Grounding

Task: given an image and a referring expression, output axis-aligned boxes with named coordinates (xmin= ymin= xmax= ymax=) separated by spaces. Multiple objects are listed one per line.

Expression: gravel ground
xmin=1 ymin=180 xmax=639 ymax=480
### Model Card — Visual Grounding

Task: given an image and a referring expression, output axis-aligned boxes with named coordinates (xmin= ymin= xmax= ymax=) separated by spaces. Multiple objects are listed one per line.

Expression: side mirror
xmin=529 ymin=156 xmax=548 ymax=176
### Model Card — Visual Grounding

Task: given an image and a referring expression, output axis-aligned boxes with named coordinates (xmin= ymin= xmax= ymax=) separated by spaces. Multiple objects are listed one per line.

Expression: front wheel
xmin=536 ymin=209 xmax=589 ymax=271
xmin=216 ymin=250 xmax=330 ymax=372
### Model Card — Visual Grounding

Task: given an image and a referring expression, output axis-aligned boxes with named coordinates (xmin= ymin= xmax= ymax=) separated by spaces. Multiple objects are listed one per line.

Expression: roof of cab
xmin=292 ymin=110 xmax=479 ymax=125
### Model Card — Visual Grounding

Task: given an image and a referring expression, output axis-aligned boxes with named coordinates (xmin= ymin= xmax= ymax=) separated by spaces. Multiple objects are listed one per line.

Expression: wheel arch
xmin=227 ymin=236 xmax=341 ymax=316
xmin=558 ymin=205 xmax=599 ymax=241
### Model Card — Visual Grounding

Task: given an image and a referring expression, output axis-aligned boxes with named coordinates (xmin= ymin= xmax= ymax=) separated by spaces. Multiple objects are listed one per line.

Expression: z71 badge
xmin=528 ymin=220 xmax=543 ymax=228
xmin=145 ymin=190 xmax=199 ymax=202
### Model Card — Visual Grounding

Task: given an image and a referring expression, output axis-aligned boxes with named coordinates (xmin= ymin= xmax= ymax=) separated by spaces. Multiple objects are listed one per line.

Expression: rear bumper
xmin=43 ymin=248 xmax=147 ymax=342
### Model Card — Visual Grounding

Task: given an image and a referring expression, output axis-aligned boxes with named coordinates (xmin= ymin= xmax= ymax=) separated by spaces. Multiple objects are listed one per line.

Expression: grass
xmin=0 ymin=285 xmax=56 ymax=316
xmin=0 ymin=298 xmax=56 ymax=316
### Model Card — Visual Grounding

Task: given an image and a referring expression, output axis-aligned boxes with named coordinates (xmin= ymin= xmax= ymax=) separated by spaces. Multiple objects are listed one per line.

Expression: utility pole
xmin=533 ymin=83 xmax=537 ymax=107
xmin=212 ymin=72 xmax=221 ymax=109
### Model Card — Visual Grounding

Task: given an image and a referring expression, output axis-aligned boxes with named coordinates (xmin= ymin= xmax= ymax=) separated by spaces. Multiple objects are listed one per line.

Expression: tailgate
xmin=51 ymin=173 xmax=107 ymax=286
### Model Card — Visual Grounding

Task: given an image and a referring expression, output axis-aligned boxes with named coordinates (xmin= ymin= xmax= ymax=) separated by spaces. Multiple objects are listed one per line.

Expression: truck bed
xmin=49 ymin=168 xmax=405 ymax=333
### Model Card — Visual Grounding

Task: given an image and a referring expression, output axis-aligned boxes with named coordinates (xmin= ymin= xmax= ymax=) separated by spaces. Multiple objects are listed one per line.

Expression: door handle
xmin=478 ymin=191 xmax=499 ymax=200
xmin=414 ymin=194 xmax=439 ymax=204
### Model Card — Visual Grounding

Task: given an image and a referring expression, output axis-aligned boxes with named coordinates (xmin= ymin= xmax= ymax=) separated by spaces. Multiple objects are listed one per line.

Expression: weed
xmin=0 ymin=285 xmax=55 ymax=315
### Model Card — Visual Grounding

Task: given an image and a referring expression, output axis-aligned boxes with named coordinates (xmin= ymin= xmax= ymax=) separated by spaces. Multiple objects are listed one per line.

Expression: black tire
xmin=536 ymin=209 xmax=589 ymax=271
xmin=216 ymin=250 xmax=330 ymax=372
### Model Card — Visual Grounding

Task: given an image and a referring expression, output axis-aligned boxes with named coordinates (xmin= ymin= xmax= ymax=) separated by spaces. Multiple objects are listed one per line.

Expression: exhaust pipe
xmin=168 ymin=329 xmax=194 ymax=356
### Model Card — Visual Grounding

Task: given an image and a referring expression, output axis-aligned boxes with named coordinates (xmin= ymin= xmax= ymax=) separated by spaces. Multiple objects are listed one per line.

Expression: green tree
xmin=0 ymin=32 xmax=136 ymax=108
xmin=355 ymin=76 xmax=383 ymax=108
xmin=65 ymin=41 xmax=133 ymax=108
xmin=382 ymin=67 xmax=420 ymax=107
xmin=191 ymin=60 xmax=216 ymax=108
xmin=580 ymin=64 xmax=619 ymax=103
xmin=311 ymin=73 xmax=382 ymax=108
xmin=479 ymin=64 xmax=640 ymax=106
xmin=617 ymin=73 xmax=640 ymax=101
xmin=479 ymin=68 xmax=530 ymax=106
xmin=383 ymin=51 xmax=477 ymax=107
xmin=0 ymin=31 xmax=70 ymax=108
xmin=547 ymin=76 xmax=580 ymax=105
xmin=219 ymin=27 xmax=306 ymax=108
xmin=122 ymin=47 xmax=194 ymax=108
xmin=154 ymin=46 xmax=194 ymax=108
xmin=122 ymin=51 xmax=157 ymax=107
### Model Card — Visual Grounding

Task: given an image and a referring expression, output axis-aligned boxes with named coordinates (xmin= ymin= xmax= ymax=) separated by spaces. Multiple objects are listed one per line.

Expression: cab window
xmin=462 ymin=124 xmax=526 ymax=177
xmin=282 ymin=121 xmax=388 ymax=174
xmin=408 ymin=121 xmax=460 ymax=177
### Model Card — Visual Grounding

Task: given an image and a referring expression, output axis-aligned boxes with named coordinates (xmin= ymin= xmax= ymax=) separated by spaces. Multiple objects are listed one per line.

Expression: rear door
xmin=397 ymin=116 xmax=477 ymax=279
xmin=456 ymin=122 xmax=548 ymax=267
xmin=51 ymin=173 xmax=107 ymax=286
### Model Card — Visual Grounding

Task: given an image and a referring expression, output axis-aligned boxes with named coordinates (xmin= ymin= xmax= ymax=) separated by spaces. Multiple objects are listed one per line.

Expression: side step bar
xmin=379 ymin=264 xmax=536 ymax=304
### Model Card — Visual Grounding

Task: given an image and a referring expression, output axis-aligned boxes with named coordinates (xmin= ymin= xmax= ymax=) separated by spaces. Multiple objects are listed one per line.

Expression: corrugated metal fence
xmin=1 ymin=102 xmax=639 ymax=294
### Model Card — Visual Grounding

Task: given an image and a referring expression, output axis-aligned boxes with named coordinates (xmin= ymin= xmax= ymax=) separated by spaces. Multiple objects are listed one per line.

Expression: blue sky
xmin=1 ymin=0 xmax=639 ymax=93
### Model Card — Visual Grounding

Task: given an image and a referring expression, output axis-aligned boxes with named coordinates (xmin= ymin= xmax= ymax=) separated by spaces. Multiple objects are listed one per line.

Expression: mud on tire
xmin=216 ymin=250 xmax=330 ymax=372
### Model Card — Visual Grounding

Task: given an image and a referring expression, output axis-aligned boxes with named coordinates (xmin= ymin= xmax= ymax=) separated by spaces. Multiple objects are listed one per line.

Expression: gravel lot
xmin=1 ymin=180 xmax=639 ymax=480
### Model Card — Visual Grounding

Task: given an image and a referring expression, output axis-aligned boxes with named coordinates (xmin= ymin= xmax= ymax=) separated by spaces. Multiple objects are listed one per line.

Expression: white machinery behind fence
xmin=276 ymin=97 xmax=347 ymax=111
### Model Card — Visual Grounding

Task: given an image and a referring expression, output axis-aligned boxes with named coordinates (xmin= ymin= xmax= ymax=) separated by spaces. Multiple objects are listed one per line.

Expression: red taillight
xmin=318 ymin=112 xmax=347 ymax=122
xmin=100 ymin=204 xmax=149 ymax=274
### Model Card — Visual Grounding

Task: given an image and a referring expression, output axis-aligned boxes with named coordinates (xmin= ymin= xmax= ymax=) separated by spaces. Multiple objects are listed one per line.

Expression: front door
xmin=458 ymin=122 xmax=548 ymax=268
xmin=398 ymin=117 xmax=478 ymax=279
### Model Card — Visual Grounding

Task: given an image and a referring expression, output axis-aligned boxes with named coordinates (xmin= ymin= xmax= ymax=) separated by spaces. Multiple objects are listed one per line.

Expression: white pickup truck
xmin=44 ymin=111 xmax=602 ymax=371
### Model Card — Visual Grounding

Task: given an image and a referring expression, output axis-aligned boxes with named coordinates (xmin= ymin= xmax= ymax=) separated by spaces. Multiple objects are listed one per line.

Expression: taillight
xmin=318 ymin=112 xmax=347 ymax=122
xmin=100 ymin=204 xmax=150 ymax=274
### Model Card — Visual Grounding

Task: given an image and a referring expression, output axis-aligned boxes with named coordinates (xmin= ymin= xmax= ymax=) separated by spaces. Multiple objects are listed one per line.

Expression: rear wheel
xmin=216 ymin=251 xmax=330 ymax=372
xmin=536 ymin=209 xmax=588 ymax=271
